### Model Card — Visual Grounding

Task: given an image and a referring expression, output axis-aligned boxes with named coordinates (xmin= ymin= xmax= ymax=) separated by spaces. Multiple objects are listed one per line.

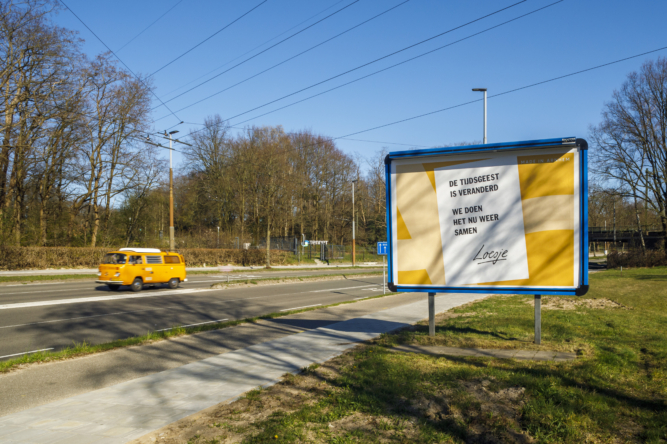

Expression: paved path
xmin=391 ymin=345 xmax=577 ymax=361
xmin=0 ymin=293 xmax=486 ymax=443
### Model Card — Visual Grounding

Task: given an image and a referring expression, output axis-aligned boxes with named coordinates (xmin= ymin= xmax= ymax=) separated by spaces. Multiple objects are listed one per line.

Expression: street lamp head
xmin=472 ymin=88 xmax=487 ymax=92
xmin=169 ymin=130 xmax=179 ymax=135
xmin=352 ymin=179 xmax=358 ymax=183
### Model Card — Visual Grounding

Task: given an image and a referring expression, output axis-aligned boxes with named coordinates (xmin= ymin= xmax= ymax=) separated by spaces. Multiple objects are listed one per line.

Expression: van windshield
xmin=102 ymin=253 xmax=127 ymax=264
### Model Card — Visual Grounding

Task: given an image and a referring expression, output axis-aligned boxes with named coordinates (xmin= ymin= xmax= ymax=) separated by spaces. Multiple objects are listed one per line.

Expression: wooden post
xmin=428 ymin=292 xmax=435 ymax=337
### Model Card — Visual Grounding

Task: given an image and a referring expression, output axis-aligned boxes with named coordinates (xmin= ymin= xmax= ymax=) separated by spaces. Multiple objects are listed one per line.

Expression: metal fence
xmin=254 ymin=236 xmax=299 ymax=252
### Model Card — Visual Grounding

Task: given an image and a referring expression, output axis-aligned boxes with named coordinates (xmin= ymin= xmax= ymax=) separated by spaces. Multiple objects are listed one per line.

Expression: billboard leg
xmin=534 ymin=294 xmax=541 ymax=345
xmin=428 ymin=292 xmax=435 ymax=337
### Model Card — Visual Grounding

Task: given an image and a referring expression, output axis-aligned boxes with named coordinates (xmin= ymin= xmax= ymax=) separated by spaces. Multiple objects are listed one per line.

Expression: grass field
xmin=167 ymin=267 xmax=666 ymax=444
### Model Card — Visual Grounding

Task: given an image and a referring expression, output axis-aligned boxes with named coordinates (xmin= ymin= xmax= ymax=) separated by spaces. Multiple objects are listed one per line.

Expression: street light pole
xmin=352 ymin=179 xmax=358 ymax=267
xmin=168 ymin=130 xmax=179 ymax=251
xmin=472 ymin=88 xmax=487 ymax=144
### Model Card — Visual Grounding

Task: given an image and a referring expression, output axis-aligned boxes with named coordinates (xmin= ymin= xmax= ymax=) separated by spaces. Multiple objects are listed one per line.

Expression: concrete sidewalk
xmin=0 ymin=293 xmax=486 ymax=443
xmin=0 ymin=264 xmax=381 ymax=276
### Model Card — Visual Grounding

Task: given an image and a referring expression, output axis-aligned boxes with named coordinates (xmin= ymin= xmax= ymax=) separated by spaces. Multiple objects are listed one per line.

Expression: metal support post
xmin=168 ymin=134 xmax=175 ymax=252
xmin=534 ymin=294 xmax=541 ymax=345
xmin=352 ymin=180 xmax=356 ymax=267
xmin=428 ymin=292 xmax=435 ymax=337
xmin=383 ymin=255 xmax=386 ymax=294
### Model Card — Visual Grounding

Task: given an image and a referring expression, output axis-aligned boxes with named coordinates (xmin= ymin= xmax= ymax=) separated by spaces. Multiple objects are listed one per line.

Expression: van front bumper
xmin=96 ymin=280 xmax=124 ymax=285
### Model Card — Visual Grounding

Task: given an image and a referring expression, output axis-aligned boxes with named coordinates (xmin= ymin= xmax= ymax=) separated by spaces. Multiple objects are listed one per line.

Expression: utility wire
xmin=231 ymin=0 xmax=562 ymax=126
xmin=161 ymin=0 xmax=349 ymax=98
xmin=155 ymin=0 xmax=528 ymax=118
xmin=148 ymin=0 xmax=270 ymax=77
xmin=335 ymin=45 xmax=667 ymax=140
xmin=59 ymin=0 xmax=182 ymax=122
xmin=116 ymin=0 xmax=184 ymax=53
xmin=152 ymin=0 xmax=362 ymax=110
xmin=155 ymin=0 xmax=412 ymax=119
xmin=181 ymin=44 xmax=667 ymax=165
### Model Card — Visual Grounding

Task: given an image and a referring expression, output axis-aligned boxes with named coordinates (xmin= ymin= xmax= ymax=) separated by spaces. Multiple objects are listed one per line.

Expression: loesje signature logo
xmin=473 ymin=244 xmax=508 ymax=265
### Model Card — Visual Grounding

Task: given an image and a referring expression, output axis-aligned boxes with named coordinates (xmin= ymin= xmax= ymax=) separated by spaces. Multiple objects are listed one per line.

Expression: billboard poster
xmin=385 ymin=137 xmax=588 ymax=296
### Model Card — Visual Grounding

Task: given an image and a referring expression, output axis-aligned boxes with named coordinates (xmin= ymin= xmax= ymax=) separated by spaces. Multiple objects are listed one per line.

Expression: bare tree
xmin=590 ymin=57 xmax=667 ymax=249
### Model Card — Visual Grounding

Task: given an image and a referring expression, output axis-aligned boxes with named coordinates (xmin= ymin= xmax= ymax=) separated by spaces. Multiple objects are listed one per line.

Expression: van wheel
xmin=130 ymin=278 xmax=143 ymax=292
xmin=168 ymin=278 xmax=180 ymax=289
xmin=108 ymin=284 xmax=120 ymax=291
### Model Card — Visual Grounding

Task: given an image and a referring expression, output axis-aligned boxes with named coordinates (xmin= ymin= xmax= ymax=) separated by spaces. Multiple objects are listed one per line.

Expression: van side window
xmin=145 ymin=255 xmax=163 ymax=264
xmin=129 ymin=256 xmax=143 ymax=265
xmin=164 ymin=256 xmax=180 ymax=264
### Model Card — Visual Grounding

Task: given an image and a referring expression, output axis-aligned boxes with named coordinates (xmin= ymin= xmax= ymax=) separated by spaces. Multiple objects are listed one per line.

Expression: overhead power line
xmin=231 ymin=0 xmax=563 ymax=126
xmin=161 ymin=0 xmax=349 ymax=98
xmin=155 ymin=0 xmax=529 ymax=119
xmin=58 ymin=0 xmax=182 ymax=122
xmin=334 ymin=45 xmax=667 ymax=140
xmin=178 ymin=44 xmax=667 ymax=166
xmin=148 ymin=0 xmax=270 ymax=77
xmin=152 ymin=0 xmax=362 ymax=110
xmin=155 ymin=0 xmax=412 ymax=118
xmin=116 ymin=0 xmax=184 ymax=53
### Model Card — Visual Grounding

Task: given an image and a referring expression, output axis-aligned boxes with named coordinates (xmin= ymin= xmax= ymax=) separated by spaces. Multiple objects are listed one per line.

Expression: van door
xmin=143 ymin=254 xmax=165 ymax=283
xmin=126 ymin=255 xmax=143 ymax=284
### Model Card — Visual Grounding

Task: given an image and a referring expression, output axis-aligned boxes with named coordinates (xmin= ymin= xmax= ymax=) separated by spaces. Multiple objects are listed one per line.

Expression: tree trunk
xmin=91 ymin=202 xmax=100 ymax=248
xmin=633 ymin=194 xmax=646 ymax=255
xmin=265 ymin=215 xmax=271 ymax=268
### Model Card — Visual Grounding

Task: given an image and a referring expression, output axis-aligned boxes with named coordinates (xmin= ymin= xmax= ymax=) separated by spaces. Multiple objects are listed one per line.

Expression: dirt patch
xmin=210 ymin=273 xmax=380 ymax=290
xmin=526 ymin=296 xmax=629 ymax=310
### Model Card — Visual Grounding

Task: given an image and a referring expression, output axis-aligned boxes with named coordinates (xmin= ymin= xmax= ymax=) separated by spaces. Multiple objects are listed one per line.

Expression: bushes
xmin=607 ymin=249 xmax=667 ymax=269
xmin=0 ymin=247 xmax=295 ymax=270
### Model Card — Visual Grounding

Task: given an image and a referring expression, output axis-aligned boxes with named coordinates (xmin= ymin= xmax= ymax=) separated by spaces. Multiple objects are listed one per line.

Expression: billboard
xmin=385 ymin=137 xmax=588 ymax=296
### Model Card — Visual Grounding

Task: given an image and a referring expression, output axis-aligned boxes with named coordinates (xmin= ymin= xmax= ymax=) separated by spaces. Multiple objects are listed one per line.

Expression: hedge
xmin=0 ymin=247 xmax=294 ymax=270
xmin=607 ymin=249 xmax=667 ymax=269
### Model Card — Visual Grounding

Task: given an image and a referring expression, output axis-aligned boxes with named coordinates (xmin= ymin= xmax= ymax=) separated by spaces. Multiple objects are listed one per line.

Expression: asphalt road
xmin=0 ymin=270 xmax=387 ymax=360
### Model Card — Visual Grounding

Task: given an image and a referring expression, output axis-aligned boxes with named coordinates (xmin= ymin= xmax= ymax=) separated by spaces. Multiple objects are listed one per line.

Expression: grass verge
xmin=0 ymin=274 xmax=98 ymax=284
xmin=149 ymin=267 xmax=667 ymax=444
xmin=0 ymin=290 xmax=397 ymax=374
xmin=209 ymin=272 xmax=382 ymax=289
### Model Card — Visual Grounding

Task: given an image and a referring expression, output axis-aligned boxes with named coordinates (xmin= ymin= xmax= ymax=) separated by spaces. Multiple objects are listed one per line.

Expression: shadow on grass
xmin=422 ymin=325 xmax=524 ymax=342
xmin=634 ymin=275 xmax=667 ymax=280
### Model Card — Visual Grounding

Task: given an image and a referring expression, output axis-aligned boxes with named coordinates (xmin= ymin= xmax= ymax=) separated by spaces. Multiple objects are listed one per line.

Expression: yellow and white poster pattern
xmin=390 ymin=147 xmax=580 ymax=289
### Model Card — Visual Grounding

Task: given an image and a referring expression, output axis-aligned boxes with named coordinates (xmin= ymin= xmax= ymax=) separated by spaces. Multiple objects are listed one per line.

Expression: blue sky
xmin=54 ymin=0 xmax=666 ymax=166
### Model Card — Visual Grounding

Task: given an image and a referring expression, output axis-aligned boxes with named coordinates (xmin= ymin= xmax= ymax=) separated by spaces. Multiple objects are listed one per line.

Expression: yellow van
xmin=96 ymin=248 xmax=187 ymax=292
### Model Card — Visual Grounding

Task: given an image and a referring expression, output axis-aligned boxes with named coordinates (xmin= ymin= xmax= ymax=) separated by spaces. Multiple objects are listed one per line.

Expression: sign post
xmin=534 ymin=295 xmax=541 ymax=344
xmin=377 ymin=242 xmax=388 ymax=294
xmin=385 ymin=137 xmax=588 ymax=344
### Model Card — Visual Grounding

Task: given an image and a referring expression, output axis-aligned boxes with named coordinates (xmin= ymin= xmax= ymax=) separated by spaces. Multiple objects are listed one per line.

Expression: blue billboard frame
xmin=385 ymin=137 xmax=588 ymax=296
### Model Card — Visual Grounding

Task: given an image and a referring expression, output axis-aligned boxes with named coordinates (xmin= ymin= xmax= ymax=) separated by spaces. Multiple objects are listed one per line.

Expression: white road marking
xmin=2 ymin=282 xmax=70 ymax=287
xmin=0 ymin=348 xmax=54 ymax=359
xmin=0 ymin=288 xmax=85 ymax=296
xmin=0 ymin=306 xmax=178 ymax=329
xmin=279 ymin=304 xmax=321 ymax=312
xmin=0 ymin=288 xmax=218 ymax=310
xmin=156 ymin=319 xmax=229 ymax=332
xmin=0 ymin=278 xmax=385 ymax=311
xmin=310 ymin=285 xmax=377 ymax=293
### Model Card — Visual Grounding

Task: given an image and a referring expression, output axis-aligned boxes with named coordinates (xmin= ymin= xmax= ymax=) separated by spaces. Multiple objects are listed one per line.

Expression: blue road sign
xmin=377 ymin=241 xmax=388 ymax=255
